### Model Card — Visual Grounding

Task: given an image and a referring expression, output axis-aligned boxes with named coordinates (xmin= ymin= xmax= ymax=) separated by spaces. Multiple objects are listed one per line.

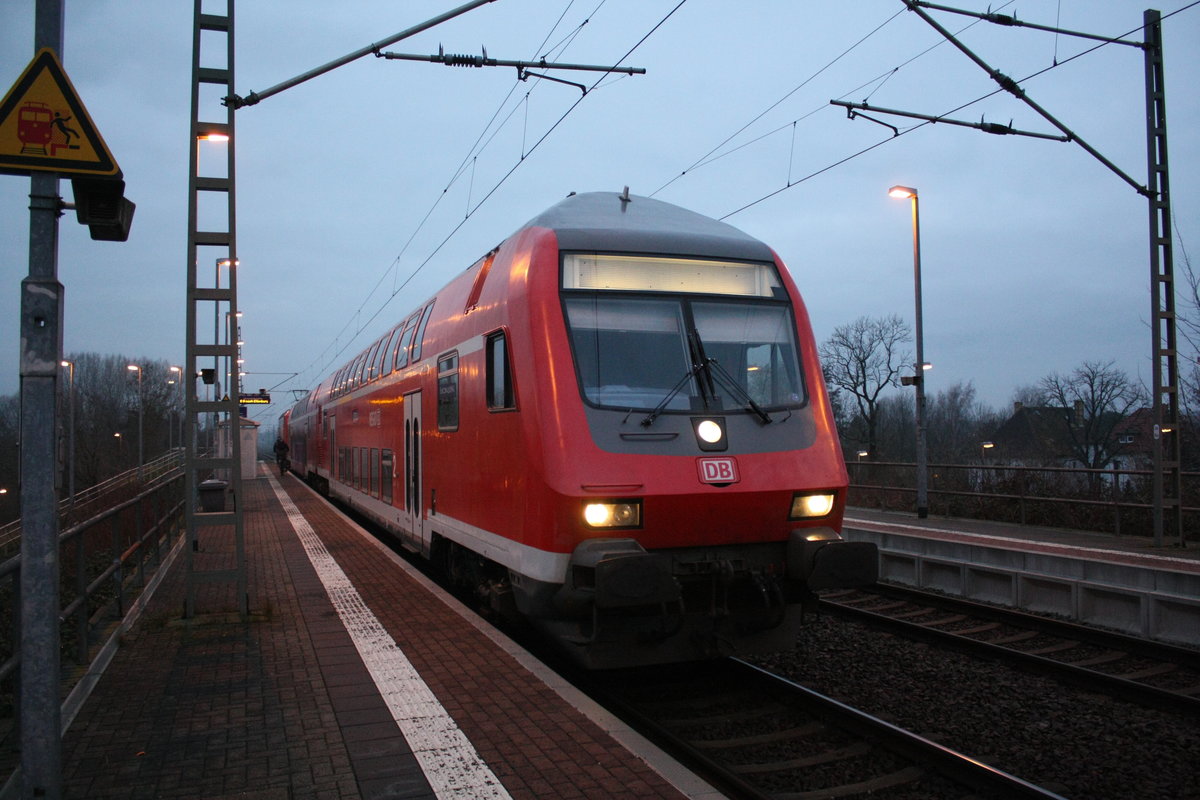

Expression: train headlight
xmin=789 ymin=492 xmax=836 ymax=519
xmin=583 ymin=500 xmax=642 ymax=529
xmin=692 ymin=417 xmax=727 ymax=451
xmin=696 ymin=419 xmax=722 ymax=443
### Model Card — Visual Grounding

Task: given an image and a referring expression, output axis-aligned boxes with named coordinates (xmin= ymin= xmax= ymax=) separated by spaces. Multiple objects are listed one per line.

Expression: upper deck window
xmin=562 ymin=253 xmax=784 ymax=298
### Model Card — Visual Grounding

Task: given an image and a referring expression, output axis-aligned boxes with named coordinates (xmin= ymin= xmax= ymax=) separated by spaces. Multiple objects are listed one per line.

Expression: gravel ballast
xmin=750 ymin=615 xmax=1200 ymax=800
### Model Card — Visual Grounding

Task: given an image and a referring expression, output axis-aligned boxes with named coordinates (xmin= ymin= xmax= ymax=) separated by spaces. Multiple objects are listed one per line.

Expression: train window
xmin=563 ymin=294 xmax=806 ymax=413
xmin=437 ymin=352 xmax=459 ymax=431
xmin=412 ymin=300 xmax=436 ymax=362
xmin=370 ymin=447 xmax=380 ymax=497
xmin=364 ymin=340 xmax=383 ymax=382
xmin=564 ymin=297 xmax=692 ymax=410
xmin=562 ymin=254 xmax=784 ymax=298
xmin=360 ymin=447 xmax=369 ymax=491
xmin=353 ymin=353 xmax=369 ymax=388
xmin=393 ymin=316 xmax=418 ymax=371
xmin=381 ymin=449 xmax=394 ymax=504
xmin=692 ymin=302 xmax=805 ymax=408
xmin=485 ymin=331 xmax=515 ymax=410
xmin=465 ymin=251 xmax=497 ymax=313
xmin=377 ymin=327 xmax=399 ymax=376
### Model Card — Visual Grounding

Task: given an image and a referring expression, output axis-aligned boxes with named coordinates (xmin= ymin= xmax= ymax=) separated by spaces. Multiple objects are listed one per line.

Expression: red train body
xmin=284 ymin=191 xmax=876 ymax=668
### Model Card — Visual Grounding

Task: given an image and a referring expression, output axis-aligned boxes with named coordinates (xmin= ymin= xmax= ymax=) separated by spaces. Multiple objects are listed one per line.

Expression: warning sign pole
xmin=16 ymin=2 xmax=65 ymax=798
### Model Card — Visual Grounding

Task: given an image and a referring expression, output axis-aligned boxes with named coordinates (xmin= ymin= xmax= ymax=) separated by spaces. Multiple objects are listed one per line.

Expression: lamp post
xmin=169 ymin=366 xmax=181 ymax=446
xmin=127 ymin=364 xmax=143 ymax=482
xmin=214 ymin=259 xmax=237 ymax=448
xmin=889 ymin=185 xmax=928 ymax=518
xmin=61 ymin=360 xmax=75 ymax=507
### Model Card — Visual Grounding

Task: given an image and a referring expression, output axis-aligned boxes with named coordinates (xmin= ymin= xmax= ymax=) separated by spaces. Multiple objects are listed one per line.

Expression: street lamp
xmin=61 ymin=360 xmax=75 ymax=507
xmin=981 ymin=441 xmax=995 ymax=461
xmin=169 ymin=366 xmax=184 ymax=451
xmin=889 ymin=184 xmax=928 ymax=519
xmin=127 ymin=364 xmax=143 ymax=482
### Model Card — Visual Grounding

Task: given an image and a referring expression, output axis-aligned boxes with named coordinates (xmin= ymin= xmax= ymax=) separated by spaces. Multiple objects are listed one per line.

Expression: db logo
xmin=697 ymin=457 xmax=740 ymax=485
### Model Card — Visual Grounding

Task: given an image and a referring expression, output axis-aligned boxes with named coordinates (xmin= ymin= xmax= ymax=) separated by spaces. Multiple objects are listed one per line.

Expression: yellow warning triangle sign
xmin=0 ymin=48 xmax=120 ymax=177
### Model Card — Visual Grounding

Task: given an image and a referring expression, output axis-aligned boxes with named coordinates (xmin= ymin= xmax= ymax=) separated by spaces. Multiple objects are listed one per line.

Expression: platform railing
xmin=0 ymin=449 xmax=185 ymax=552
xmin=847 ymin=460 xmax=1199 ymax=542
xmin=0 ymin=470 xmax=185 ymax=786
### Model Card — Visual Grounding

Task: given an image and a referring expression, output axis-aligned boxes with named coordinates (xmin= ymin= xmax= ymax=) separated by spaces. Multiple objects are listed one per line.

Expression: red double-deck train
xmin=282 ymin=190 xmax=876 ymax=668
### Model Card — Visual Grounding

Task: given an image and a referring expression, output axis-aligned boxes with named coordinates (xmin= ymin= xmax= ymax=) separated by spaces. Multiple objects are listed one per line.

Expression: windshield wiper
xmin=640 ymin=362 xmax=704 ymax=427
xmin=704 ymin=356 xmax=772 ymax=424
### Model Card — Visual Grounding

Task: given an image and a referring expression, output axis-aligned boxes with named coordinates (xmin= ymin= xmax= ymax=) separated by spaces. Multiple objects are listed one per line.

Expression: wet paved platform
xmin=56 ymin=469 xmax=720 ymax=800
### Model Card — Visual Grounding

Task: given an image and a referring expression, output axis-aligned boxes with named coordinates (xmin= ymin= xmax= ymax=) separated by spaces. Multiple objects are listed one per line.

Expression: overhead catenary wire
xmin=293 ymin=1 xmax=686 ymax=391
xmin=714 ymin=1 xmax=1199 ymax=221
xmin=650 ymin=0 xmax=1024 ymax=200
xmin=292 ymin=2 xmax=606 ymax=388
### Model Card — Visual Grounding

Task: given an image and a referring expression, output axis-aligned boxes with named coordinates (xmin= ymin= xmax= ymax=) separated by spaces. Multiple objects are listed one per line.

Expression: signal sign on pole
xmin=0 ymin=48 xmax=120 ymax=177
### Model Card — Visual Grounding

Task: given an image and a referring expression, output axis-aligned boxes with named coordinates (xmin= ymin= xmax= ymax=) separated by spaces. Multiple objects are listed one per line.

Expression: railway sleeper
xmin=732 ymin=741 xmax=872 ymax=774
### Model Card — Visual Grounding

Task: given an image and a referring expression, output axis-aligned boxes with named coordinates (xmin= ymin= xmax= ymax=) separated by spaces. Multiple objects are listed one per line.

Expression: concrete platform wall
xmin=844 ymin=527 xmax=1200 ymax=648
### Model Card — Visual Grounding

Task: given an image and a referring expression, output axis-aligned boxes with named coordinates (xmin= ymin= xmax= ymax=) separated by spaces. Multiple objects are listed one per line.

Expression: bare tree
xmin=1038 ymin=360 xmax=1146 ymax=470
xmin=67 ymin=353 xmax=183 ymax=488
xmin=926 ymin=381 xmax=1002 ymax=463
xmin=819 ymin=314 xmax=912 ymax=458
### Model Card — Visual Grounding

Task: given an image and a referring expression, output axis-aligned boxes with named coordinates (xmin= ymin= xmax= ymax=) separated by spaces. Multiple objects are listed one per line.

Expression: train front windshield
xmin=562 ymin=254 xmax=807 ymax=413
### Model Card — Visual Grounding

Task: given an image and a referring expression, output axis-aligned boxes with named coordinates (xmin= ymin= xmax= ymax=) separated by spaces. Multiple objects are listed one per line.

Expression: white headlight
xmin=790 ymin=492 xmax=835 ymax=519
xmin=696 ymin=419 xmax=723 ymax=444
xmin=583 ymin=500 xmax=642 ymax=528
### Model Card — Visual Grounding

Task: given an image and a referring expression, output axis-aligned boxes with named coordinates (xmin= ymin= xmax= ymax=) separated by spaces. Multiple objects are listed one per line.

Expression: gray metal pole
xmin=226 ymin=0 xmax=498 ymax=108
xmin=911 ymin=191 xmax=929 ymax=519
xmin=20 ymin=2 xmax=65 ymax=796
xmin=63 ymin=359 xmax=75 ymax=506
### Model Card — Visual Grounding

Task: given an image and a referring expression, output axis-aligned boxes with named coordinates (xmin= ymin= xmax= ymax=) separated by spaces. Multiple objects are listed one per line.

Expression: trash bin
xmin=199 ymin=479 xmax=227 ymax=512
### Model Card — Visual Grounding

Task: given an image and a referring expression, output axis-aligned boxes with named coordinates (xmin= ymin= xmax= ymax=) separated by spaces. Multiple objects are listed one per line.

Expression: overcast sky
xmin=3 ymin=1 xmax=1198 ymax=427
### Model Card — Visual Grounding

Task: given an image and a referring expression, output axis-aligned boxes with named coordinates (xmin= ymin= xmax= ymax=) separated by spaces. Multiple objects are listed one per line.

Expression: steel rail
xmin=821 ymin=585 xmax=1200 ymax=714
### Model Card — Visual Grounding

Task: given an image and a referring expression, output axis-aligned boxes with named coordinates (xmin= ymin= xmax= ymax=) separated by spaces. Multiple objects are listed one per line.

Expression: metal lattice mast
xmin=1144 ymin=10 xmax=1182 ymax=547
xmin=184 ymin=0 xmax=247 ymax=618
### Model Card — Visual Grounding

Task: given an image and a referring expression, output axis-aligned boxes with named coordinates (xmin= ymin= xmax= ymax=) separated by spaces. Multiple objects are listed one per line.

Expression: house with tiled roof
xmin=986 ymin=402 xmax=1137 ymax=470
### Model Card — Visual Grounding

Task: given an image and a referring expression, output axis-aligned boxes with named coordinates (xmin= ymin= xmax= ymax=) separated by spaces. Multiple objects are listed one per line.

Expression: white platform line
xmin=268 ymin=475 xmax=511 ymax=800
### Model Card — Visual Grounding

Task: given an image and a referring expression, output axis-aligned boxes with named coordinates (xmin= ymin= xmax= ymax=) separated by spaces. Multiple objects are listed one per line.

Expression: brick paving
xmin=58 ymin=471 xmax=694 ymax=799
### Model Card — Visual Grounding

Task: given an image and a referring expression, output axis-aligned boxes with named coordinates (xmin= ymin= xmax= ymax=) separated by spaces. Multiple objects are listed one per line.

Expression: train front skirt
xmin=513 ymin=532 xmax=878 ymax=669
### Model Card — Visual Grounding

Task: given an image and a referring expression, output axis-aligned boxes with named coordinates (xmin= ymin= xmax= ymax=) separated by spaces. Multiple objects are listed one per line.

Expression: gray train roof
xmin=521 ymin=191 xmax=775 ymax=262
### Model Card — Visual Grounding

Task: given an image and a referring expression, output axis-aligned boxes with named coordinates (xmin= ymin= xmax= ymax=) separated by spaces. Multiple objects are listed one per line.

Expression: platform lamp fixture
xmin=127 ymin=364 xmax=143 ymax=482
xmin=889 ymin=185 xmax=929 ymax=519
xmin=61 ymin=360 xmax=76 ymax=506
xmin=169 ymin=365 xmax=184 ymax=450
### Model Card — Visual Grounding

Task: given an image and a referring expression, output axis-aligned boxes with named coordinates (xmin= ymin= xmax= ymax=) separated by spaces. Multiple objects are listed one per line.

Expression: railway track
xmin=820 ymin=585 xmax=1200 ymax=713
xmin=583 ymin=658 xmax=1063 ymax=799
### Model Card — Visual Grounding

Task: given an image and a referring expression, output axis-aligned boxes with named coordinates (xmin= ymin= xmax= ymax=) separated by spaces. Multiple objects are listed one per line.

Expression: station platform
xmin=845 ymin=506 xmax=1200 ymax=571
xmin=56 ymin=468 xmax=721 ymax=800
xmin=843 ymin=506 xmax=1200 ymax=647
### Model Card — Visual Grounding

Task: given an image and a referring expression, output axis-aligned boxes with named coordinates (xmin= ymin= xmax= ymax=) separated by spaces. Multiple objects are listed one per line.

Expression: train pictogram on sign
xmin=0 ymin=48 xmax=119 ymax=177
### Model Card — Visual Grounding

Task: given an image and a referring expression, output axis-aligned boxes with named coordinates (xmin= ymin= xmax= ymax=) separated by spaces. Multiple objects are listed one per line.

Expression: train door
xmin=402 ymin=390 xmax=424 ymax=552
xmin=327 ymin=415 xmax=336 ymax=482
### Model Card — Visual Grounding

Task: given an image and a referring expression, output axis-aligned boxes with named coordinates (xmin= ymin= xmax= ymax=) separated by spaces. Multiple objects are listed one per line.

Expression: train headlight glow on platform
xmin=789 ymin=492 xmax=835 ymax=519
xmin=583 ymin=500 xmax=642 ymax=529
